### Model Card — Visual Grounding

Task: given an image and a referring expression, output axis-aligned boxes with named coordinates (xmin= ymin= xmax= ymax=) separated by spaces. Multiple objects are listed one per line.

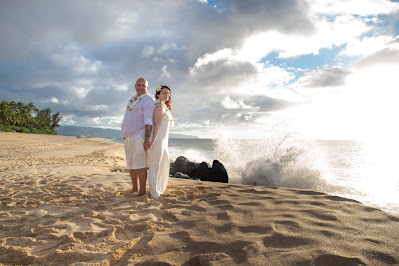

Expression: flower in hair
xmin=156 ymin=86 xmax=162 ymax=92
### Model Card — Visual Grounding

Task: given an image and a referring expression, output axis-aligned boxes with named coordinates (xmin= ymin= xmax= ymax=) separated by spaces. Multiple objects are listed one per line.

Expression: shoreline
xmin=1 ymin=132 xmax=399 ymax=265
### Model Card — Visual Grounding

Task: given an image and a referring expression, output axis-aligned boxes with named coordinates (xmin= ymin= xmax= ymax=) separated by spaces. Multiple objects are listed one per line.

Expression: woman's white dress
xmin=147 ymin=106 xmax=171 ymax=198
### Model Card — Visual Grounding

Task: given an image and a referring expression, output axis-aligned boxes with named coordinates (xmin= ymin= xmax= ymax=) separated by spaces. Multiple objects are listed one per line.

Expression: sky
xmin=1 ymin=0 xmax=399 ymax=141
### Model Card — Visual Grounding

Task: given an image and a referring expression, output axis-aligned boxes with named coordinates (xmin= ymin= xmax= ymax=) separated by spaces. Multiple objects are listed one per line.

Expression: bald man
xmin=122 ymin=78 xmax=155 ymax=196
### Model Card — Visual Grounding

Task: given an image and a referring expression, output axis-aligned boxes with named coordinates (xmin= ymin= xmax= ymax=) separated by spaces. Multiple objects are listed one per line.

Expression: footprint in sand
xmin=263 ymin=232 xmax=312 ymax=248
xmin=313 ymin=254 xmax=366 ymax=265
xmin=161 ymin=212 xmax=179 ymax=222
xmin=183 ymin=253 xmax=233 ymax=265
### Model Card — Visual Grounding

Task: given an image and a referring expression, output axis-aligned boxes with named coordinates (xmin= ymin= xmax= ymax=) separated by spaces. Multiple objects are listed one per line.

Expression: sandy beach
xmin=1 ymin=132 xmax=399 ymax=265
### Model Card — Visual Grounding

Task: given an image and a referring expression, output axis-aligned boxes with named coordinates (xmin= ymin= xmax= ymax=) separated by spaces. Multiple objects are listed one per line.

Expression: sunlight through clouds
xmin=1 ymin=0 xmax=398 ymax=139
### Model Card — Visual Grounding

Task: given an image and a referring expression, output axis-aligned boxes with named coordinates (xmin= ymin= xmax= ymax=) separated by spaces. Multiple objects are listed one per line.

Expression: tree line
xmin=0 ymin=100 xmax=62 ymax=135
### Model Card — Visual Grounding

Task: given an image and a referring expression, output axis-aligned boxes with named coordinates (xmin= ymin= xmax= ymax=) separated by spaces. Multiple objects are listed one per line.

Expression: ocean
xmin=107 ymin=137 xmax=399 ymax=215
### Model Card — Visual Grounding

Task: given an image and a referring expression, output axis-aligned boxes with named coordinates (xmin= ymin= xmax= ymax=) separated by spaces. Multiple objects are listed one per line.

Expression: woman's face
xmin=159 ymin=88 xmax=170 ymax=102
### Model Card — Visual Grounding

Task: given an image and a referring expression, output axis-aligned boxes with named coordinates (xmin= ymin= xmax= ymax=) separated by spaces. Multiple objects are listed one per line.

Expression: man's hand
xmin=144 ymin=138 xmax=151 ymax=150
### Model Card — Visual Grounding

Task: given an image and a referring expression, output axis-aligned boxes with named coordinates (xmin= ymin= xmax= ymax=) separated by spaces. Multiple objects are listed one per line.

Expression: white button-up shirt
xmin=121 ymin=94 xmax=155 ymax=139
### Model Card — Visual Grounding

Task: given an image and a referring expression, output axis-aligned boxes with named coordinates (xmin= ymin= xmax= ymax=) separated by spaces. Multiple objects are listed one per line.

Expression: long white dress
xmin=147 ymin=105 xmax=171 ymax=198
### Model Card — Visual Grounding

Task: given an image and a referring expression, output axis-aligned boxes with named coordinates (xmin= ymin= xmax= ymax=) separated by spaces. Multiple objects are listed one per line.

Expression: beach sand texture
xmin=1 ymin=132 xmax=399 ymax=265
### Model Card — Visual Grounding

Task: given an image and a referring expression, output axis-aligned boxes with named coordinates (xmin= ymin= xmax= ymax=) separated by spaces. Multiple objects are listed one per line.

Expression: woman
xmin=147 ymin=85 xmax=173 ymax=199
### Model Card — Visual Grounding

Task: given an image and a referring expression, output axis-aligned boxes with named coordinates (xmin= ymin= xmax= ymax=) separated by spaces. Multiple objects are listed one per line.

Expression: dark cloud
xmin=246 ymin=95 xmax=294 ymax=112
xmin=175 ymin=94 xmax=293 ymax=126
xmin=299 ymin=66 xmax=351 ymax=88
xmin=188 ymin=59 xmax=259 ymax=92
xmin=353 ymin=48 xmax=399 ymax=67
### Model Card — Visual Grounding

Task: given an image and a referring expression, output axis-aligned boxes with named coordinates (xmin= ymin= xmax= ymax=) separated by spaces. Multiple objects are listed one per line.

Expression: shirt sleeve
xmin=142 ymin=96 xmax=155 ymax=126
xmin=121 ymin=109 xmax=127 ymax=137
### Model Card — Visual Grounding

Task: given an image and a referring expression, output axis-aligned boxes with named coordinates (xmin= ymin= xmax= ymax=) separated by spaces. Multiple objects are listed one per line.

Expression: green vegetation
xmin=0 ymin=100 xmax=62 ymax=135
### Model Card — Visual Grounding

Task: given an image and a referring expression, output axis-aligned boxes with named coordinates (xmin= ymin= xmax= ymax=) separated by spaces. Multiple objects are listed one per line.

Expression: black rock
xmin=193 ymin=162 xmax=212 ymax=181
xmin=170 ymin=156 xmax=228 ymax=183
xmin=210 ymin=160 xmax=228 ymax=183
xmin=170 ymin=156 xmax=197 ymax=177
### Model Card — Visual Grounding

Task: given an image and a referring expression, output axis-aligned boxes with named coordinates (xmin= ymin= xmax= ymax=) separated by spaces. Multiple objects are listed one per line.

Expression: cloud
xmin=187 ymin=48 xmax=294 ymax=97
xmin=240 ymin=14 xmax=370 ymax=60
xmin=161 ymin=65 xmax=172 ymax=79
xmin=353 ymin=47 xmax=399 ymax=68
xmin=1 ymin=0 xmax=398 ymax=137
xmin=49 ymin=97 xmax=60 ymax=104
xmin=308 ymin=0 xmax=399 ymax=16
xmin=340 ymin=36 xmax=398 ymax=57
xmin=141 ymin=45 xmax=155 ymax=57
xmin=296 ymin=66 xmax=351 ymax=88
xmin=221 ymin=96 xmax=253 ymax=109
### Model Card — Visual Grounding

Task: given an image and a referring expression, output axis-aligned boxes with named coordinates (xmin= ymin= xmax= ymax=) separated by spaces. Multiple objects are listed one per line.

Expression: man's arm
xmin=142 ymin=96 xmax=155 ymax=150
xmin=144 ymin=124 xmax=152 ymax=150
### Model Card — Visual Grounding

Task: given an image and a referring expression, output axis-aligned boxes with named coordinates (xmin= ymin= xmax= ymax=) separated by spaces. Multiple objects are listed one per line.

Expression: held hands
xmin=144 ymin=138 xmax=151 ymax=150
xmin=144 ymin=138 xmax=155 ymax=150
xmin=148 ymin=141 xmax=154 ymax=149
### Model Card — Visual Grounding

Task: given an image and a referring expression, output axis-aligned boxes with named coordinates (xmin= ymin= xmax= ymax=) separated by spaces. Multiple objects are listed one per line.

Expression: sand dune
xmin=1 ymin=132 xmax=399 ymax=265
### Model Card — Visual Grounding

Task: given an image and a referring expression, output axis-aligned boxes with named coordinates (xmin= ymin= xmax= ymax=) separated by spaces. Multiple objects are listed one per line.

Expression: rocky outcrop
xmin=171 ymin=156 xmax=197 ymax=177
xmin=210 ymin=160 xmax=228 ymax=183
xmin=170 ymin=156 xmax=228 ymax=183
xmin=193 ymin=162 xmax=211 ymax=180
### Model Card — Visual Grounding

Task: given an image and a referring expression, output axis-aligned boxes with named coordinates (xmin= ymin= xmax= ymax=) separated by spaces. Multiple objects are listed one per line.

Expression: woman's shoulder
xmin=154 ymin=103 xmax=164 ymax=113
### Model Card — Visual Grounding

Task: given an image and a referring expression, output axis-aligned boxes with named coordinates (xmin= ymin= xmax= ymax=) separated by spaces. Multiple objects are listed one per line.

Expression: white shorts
xmin=124 ymin=137 xmax=146 ymax=170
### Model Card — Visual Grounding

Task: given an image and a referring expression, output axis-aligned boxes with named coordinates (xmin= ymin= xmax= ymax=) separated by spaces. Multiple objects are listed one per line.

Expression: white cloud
xmin=221 ymin=96 xmax=252 ymax=109
xmin=90 ymin=117 xmax=101 ymax=125
xmin=340 ymin=36 xmax=398 ymax=57
xmin=73 ymin=87 xmax=90 ymax=98
xmin=49 ymin=97 xmax=59 ymax=104
xmin=161 ymin=65 xmax=171 ymax=79
xmin=60 ymin=115 xmax=76 ymax=125
xmin=158 ymin=43 xmax=178 ymax=53
xmin=188 ymin=48 xmax=294 ymax=95
xmin=49 ymin=42 xmax=102 ymax=74
xmin=240 ymin=14 xmax=369 ymax=60
xmin=308 ymin=0 xmax=399 ymax=16
xmin=189 ymin=49 xmax=235 ymax=74
xmin=141 ymin=45 xmax=155 ymax=57
xmin=113 ymin=83 xmax=129 ymax=91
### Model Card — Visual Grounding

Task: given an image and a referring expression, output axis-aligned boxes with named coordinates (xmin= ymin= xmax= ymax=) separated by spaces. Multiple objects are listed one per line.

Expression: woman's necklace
xmin=127 ymin=92 xmax=148 ymax=111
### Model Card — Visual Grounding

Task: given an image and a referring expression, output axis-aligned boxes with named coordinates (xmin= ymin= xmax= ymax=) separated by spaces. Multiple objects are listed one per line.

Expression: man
xmin=122 ymin=77 xmax=155 ymax=196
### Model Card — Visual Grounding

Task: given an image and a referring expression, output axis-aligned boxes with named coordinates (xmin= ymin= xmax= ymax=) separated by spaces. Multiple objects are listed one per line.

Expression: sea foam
xmin=214 ymin=131 xmax=331 ymax=191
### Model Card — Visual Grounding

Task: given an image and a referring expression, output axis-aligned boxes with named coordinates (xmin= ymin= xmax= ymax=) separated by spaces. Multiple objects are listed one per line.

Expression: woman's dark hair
xmin=155 ymin=85 xmax=173 ymax=111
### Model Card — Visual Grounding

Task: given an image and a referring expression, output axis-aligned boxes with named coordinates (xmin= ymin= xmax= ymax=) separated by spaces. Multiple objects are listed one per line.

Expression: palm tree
xmin=26 ymin=102 xmax=38 ymax=129
xmin=36 ymin=108 xmax=52 ymax=129
xmin=51 ymin=112 xmax=62 ymax=129
xmin=0 ymin=100 xmax=12 ymax=125
xmin=9 ymin=101 xmax=17 ymax=126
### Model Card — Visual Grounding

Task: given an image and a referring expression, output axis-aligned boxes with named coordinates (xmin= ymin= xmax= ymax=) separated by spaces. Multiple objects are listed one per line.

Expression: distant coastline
xmin=57 ymin=125 xmax=199 ymax=139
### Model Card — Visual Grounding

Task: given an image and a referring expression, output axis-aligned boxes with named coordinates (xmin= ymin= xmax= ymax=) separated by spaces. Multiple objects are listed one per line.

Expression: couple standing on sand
xmin=121 ymin=77 xmax=173 ymax=199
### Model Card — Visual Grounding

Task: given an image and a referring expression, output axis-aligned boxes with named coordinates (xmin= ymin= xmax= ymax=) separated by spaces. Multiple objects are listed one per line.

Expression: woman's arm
xmin=149 ymin=104 xmax=164 ymax=147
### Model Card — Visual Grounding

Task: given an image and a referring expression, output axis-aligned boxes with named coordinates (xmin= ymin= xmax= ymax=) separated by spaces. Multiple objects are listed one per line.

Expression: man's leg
xmin=130 ymin=169 xmax=139 ymax=193
xmin=137 ymin=168 xmax=147 ymax=196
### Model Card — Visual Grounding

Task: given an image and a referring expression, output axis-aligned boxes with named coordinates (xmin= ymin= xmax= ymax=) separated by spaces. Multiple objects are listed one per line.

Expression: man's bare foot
xmin=130 ymin=189 xmax=138 ymax=194
xmin=137 ymin=192 xmax=146 ymax=196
